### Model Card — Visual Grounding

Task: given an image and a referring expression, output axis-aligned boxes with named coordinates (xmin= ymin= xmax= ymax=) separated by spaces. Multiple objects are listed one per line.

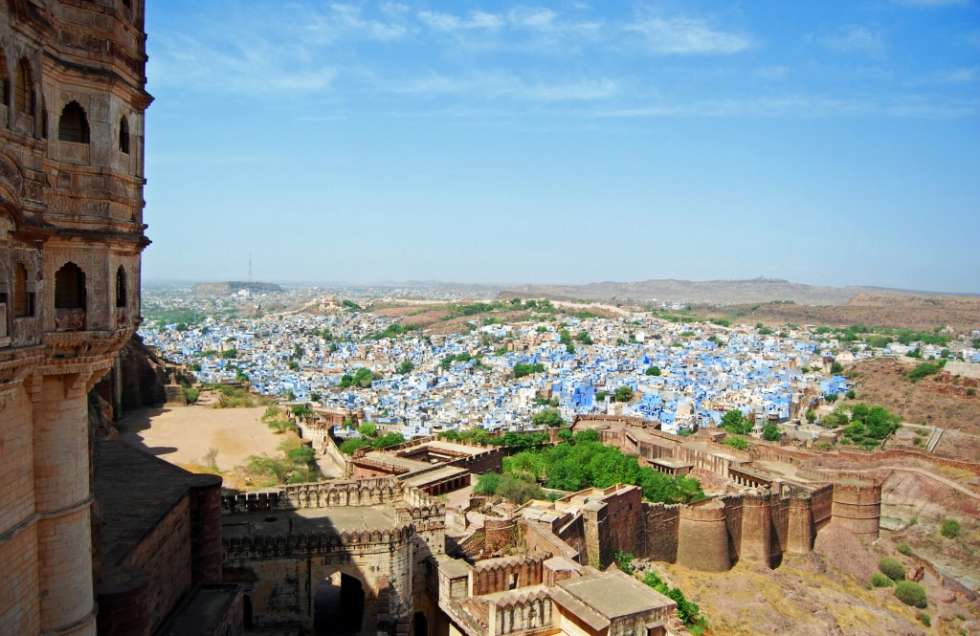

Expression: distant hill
xmin=192 ymin=281 xmax=283 ymax=296
xmin=500 ymin=278 xmax=976 ymax=307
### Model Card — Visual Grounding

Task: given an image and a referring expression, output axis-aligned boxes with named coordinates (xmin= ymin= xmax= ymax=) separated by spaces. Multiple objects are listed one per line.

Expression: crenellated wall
xmin=220 ymin=476 xmax=403 ymax=513
xmin=470 ymin=554 xmax=548 ymax=596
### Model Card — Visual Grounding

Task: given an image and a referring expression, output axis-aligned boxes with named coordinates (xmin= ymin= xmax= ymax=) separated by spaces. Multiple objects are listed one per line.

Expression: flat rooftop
xmin=222 ymin=505 xmax=399 ymax=539
xmin=94 ymin=439 xmax=220 ymax=571
xmin=402 ymin=465 xmax=468 ymax=488
xmin=558 ymin=570 xmax=674 ymax=620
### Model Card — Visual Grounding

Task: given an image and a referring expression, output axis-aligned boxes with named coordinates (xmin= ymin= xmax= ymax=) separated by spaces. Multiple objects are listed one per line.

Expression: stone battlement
xmin=223 ymin=524 xmax=415 ymax=559
xmin=220 ymin=477 xmax=403 ymax=513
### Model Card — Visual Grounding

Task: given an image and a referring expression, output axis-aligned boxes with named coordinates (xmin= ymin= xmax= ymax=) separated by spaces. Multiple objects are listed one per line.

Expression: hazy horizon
xmin=143 ymin=1 xmax=980 ymax=293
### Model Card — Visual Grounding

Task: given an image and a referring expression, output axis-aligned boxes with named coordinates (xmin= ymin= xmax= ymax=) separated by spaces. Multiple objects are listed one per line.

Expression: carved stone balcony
xmin=55 ymin=308 xmax=86 ymax=332
xmin=44 ymin=327 xmax=132 ymax=361
xmin=57 ymin=140 xmax=91 ymax=165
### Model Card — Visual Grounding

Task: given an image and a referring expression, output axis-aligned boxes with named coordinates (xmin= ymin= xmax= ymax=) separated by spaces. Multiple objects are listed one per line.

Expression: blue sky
xmin=143 ymin=1 xmax=980 ymax=292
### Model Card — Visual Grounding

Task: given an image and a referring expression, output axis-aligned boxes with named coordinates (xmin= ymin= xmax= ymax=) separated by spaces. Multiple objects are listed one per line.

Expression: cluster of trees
xmin=644 ymin=366 xmax=661 ymax=376
xmin=720 ymin=410 xmax=753 ymax=435
xmin=397 ymin=360 xmax=414 ymax=375
xmin=814 ymin=324 xmax=949 ymax=348
xmin=503 ymin=430 xmax=704 ymax=504
xmin=559 ymin=329 xmax=575 ymax=354
xmin=907 ymin=360 xmax=945 ymax=382
xmin=575 ymin=330 xmax=593 ymax=345
xmin=531 ymin=407 xmax=564 ymax=428
xmin=473 ymin=472 xmax=545 ymax=504
xmin=339 ymin=367 xmax=375 ymax=389
xmin=761 ymin=422 xmax=781 ymax=441
xmin=441 ymin=352 xmax=472 ymax=369
xmin=821 ymin=403 xmax=901 ymax=449
xmin=612 ymin=386 xmax=634 ymax=402
xmin=338 ymin=423 xmax=405 ymax=455
xmin=144 ymin=306 xmax=206 ymax=327
xmin=513 ymin=362 xmax=546 ymax=378
xmin=341 ymin=299 xmax=362 ymax=311
xmin=370 ymin=323 xmax=418 ymax=340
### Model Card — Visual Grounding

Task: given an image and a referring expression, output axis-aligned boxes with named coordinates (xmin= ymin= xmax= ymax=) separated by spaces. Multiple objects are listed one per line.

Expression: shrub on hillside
xmin=879 ymin=557 xmax=905 ymax=581
xmin=896 ymin=543 xmax=912 ymax=556
xmin=870 ymin=572 xmax=893 ymax=588
xmin=894 ymin=581 xmax=927 ymax=608
xmin=940 ymin=518 xmax=960 ymax=539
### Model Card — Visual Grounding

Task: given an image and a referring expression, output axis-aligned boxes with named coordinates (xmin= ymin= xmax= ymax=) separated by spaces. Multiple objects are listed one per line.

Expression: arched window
xmin=0 ymin=50 xmax=9 ymax=109
xmin=15 ymin=58 xmax=33 ymax=115
xmin=58 ymin=102 xmax=90 ymax=143
xmin=119 ymin=116 xmax=130 ymax=154
xmin=13 ymin=263 xmax=33 ymax=317
xmin=55 ymin=262 xmax=86 ymax=310
xmin=115 ymin=266 xmax=127 ymax=307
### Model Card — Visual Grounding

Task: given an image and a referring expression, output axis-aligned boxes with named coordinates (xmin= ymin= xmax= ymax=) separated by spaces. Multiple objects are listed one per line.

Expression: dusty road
xmin=117 ymin=405 xmax=283 ymax=472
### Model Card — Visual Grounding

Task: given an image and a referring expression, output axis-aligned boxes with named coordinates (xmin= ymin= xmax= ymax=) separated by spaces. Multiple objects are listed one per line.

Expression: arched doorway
xmin=314 ymin=572 xmax=364 ymax=635
xmin=413 ymin=611 xmax=428 ymax=636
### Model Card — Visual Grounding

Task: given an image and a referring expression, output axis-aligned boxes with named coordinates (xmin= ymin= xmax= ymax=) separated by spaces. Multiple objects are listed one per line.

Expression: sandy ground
xmin=117 ymin=405 xmax=283 ymax=472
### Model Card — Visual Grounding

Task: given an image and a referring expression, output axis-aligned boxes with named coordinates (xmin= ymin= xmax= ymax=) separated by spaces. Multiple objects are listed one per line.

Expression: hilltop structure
xmin=0 ymin=3 xmax=238 ymax=635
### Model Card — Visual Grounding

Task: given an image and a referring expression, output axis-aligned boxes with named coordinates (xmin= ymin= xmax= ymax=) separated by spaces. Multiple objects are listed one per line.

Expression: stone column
xmin=33 ymin=366 xmax=104 ymax=636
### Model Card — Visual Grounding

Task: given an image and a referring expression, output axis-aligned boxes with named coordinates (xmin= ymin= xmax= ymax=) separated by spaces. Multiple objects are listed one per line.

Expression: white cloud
xmin=417 ymin=10 xmax=504 ymax=31
xmin=150 ymin=32 xmax=338 ymax=94
xmin=625 ymin=16 xmax=752 ymax=55
xmin=508 ymin=8 xmax=557 ymax=30
xmin=822 ymin=26 xmax=886 ymax=57
xmin=387 ymin=73 xmax=618 ymax=102
xmin=305 ymin=3 xmax=407 ymax=43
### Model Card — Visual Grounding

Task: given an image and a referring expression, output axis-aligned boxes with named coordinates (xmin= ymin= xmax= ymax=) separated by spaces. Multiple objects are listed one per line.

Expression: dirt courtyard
xmin=118 ymin=405 xmax=283 ymax=473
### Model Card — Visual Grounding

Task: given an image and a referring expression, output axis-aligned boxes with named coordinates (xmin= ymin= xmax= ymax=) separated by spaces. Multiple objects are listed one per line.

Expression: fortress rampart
xmin=830 ymin=481 xmax=882 ymax=540
xmin=676 ymin=500 xmax=731 ymax=571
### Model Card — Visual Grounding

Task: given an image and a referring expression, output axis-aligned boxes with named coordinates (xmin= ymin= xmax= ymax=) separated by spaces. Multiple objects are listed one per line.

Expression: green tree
xmin=721 ymin=410 xmax=752 ymax=435
xmin=575 ymin=330 xmax=593 ymax=345
xmin=339 ymin=438 xmax=369 ymax=455
xmin=724 ymin=435 xmax=749 ymax=450
xmin=474 ymin=472 xmax=502 ymax=495
xmin=830 ymin=361 xmax=844 ymax=374
xmin=613 ymin=386 xmax=634 ymax=402
xmin=762 ymin=423 xmax=781 ymax=442
xmin=358 ymin=422 xmax=378 ymax=437
xmin=805 ymin=408 xmax=817 ymax=424
xmin=531 ymin=408 xmax=564 ymax=428
xmin=397 ymin=360 xmax=415 ymax=375
xmin=645 ymin=366 xmax=661 ymax=376
xmin=513 ymin=362 xmax=546 ymax=378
